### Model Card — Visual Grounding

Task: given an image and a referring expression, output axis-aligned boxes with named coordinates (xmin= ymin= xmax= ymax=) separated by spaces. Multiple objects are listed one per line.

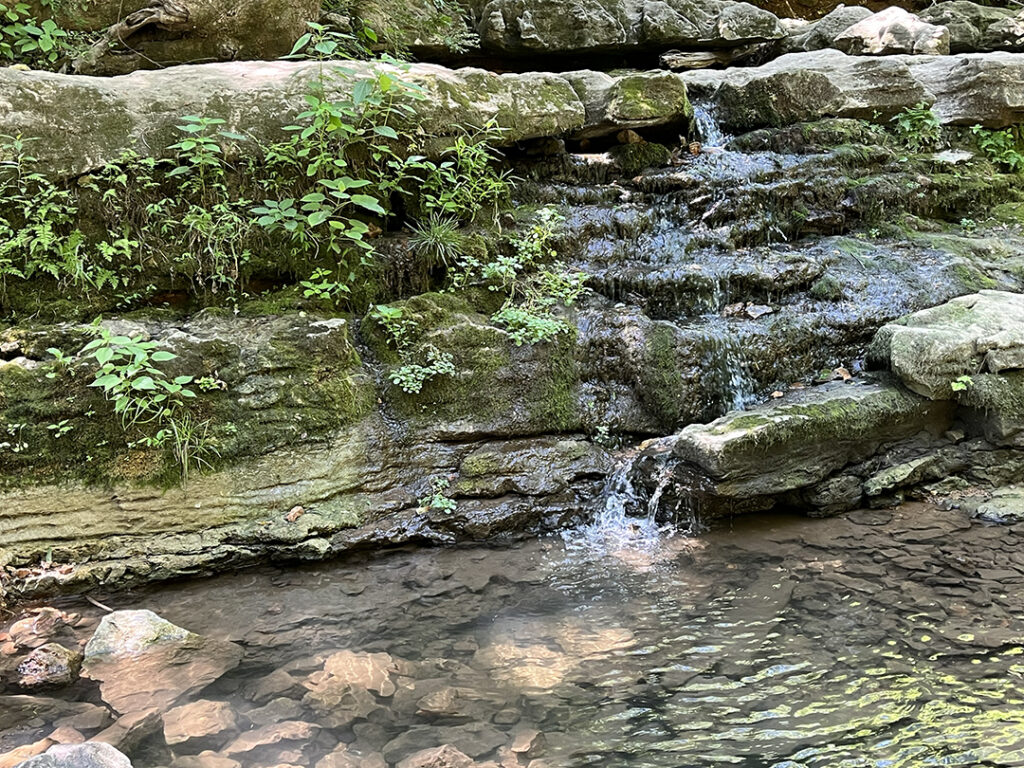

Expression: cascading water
xmin=562 ymin=452 xmax=671 ymax=556
xmin=692 ymin=101 xmax=730 ymax=149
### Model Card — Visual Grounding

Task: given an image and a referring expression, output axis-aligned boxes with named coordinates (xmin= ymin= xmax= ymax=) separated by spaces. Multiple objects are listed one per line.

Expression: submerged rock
xmin=15 ymin=743 xmax=131 ymax=768
xmin=16 ymin=643 xmax=83 ymax=688
xmin=82 ymin=610 xmax=242 ymax=714
xmin=162 ymin=699 xmax=238 ymax=750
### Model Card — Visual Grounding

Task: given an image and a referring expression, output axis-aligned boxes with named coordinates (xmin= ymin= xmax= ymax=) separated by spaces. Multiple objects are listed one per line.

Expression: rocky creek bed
xmin=4 ymin=502 xmax=1024 ymax=767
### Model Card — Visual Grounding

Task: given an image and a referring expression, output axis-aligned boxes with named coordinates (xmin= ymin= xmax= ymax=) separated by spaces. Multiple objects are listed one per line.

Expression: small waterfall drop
xmin=562 ymin=453 xmax=668 ymax=556
xmin=692 ymin=102 xmax=729 ymax=149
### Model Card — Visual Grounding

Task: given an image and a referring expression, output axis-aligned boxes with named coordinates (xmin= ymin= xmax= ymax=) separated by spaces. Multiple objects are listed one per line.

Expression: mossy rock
xmin=609 ymin=142 xmax=671 ymax=175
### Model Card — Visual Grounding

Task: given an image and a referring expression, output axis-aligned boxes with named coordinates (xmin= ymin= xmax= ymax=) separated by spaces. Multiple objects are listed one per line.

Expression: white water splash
xmin=562 ymin=456 xmax=669 ymax=558
xmin=692 ymin=102 xmax=730 ymax=149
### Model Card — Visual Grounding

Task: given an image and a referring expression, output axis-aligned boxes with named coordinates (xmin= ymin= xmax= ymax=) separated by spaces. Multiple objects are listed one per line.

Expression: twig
xmin=85 ymin=595 xmax=114 ymax=613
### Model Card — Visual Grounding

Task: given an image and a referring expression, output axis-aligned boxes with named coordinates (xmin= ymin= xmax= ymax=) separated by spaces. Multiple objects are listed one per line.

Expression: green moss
xmin=638 ymin=323 xmax=689 ymax=430
xmin=609 ymin=142 xmax=671 ymax=175
xmin=950 ymin=261 xmax=998 ymax=291
xmin=809 ymin=274 xmax=845 ymax=301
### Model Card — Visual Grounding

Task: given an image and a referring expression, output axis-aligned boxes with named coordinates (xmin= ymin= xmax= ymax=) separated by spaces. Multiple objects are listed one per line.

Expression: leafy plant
xmin=0 ymin=2 xmax=70 ymax=67
xmin=419 ymin=475 xmax=457 ymax=513
xmin=972 ymin=126 xmax=1024 ymax=172
xmin=390 ymin=345 xmax=455 ymax=394
xmin=891 ymin=102 xmax=941 ymax=152
xmin=82 ymin=328 xmax=196 ymax=428
xmin=951 ymin=375 xmax=974 ymax=393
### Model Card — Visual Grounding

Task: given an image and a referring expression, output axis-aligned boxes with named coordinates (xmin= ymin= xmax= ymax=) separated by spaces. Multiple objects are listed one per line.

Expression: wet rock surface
xmin=5 ymin=504 xmax=1024 ymax=765
xmin=82 ymin=610 xmax=242 ymax=715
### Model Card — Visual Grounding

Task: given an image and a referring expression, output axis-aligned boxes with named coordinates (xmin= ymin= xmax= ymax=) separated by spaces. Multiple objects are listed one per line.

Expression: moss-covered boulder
xmin=66 ymin=0 xmax=321 ymax=75
xmin=868 ymin=290 xmax=1024 ymax=400
xmin=633 ymin=379 xmax=954 ymax=517
xmin=0 ymin=62 xmax=695 ymax=178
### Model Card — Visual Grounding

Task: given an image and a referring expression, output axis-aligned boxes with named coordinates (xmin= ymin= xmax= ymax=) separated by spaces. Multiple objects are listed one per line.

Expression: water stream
xmin=6 ymin=504 xmax=1024 ymax=767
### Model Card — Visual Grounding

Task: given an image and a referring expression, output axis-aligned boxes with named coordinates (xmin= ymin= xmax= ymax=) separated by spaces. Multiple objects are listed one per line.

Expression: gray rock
xmin=783 ymin=5 xmax=874 ymax=53
xmin=162 ymin=699 xmax=238 ymax=750
xmin=637 ymin=380 xmax=953 ymax=516
xmin=833 ymin=7 xmax=950 ymax=56
xmin=15 ymin=743 xmax=131 ymax=768
xmin=683 ymin=50 xmax=1024 ymax=130
xmin=68 ymin=0 xmax=321 ymax=75
xmin=82 ymin=610 xmax=242 ymax=714
xmin=16 ymin=643 xmax=82 ymax=688
xmin=920 ymin=1 xmax=1024 ymax=53
xmin=473 ymin=0 xmax=784 ymax=55
xmin=869 ymin=291 xmax=1024 ymax=400
xmin=975 ymin=489 xmax=1024 ymax=523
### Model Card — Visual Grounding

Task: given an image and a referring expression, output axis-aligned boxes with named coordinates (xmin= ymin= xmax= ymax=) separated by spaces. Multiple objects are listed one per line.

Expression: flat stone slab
xmin=638 ymin=379 xmax=953 ymax=515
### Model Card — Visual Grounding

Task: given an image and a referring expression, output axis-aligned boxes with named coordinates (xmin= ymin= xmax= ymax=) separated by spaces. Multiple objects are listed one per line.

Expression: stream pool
xmin=5 ymin=503 xmax=1024 ymax=767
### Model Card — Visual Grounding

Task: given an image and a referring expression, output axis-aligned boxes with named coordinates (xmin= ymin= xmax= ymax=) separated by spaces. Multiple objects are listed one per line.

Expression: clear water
xmin=6 ymin=504 xmax=1024 ymax=767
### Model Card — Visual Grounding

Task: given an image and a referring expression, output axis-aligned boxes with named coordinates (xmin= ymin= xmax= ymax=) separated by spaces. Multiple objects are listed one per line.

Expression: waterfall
xmin=692 ymin=101 xmax=729 ymax=149
xmin=562 ymin=453 xmax=667 ymax=555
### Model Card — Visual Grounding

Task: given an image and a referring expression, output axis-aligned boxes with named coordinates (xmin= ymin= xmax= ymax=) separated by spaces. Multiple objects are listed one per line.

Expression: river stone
xmin=170 ymin=754 xmax=242 ymax=768
xmin=682 ymin=50 xmax=1024 ymax=130
xmin=82 ymin=610 xmax=243 ymax=714
xmin=394 ymin=745 xmax=474 ymax=768
xmin=14 ymin=743 xmax=131 ymax=768
xmin=833 ymin=8 xmax=950 ymax=56
xmin=221 ymin=720 xmax=319 ymax=755
xmin=869 ymin=291 xmax=1024 ymax=400
xmin=162 ymin=699 xmax=238 ymax=750
xmin=16 ymin=643 xmax=83 ymax=688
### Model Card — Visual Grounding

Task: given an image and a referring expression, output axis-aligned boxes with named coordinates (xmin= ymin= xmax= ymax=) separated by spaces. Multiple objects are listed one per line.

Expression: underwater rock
xmin=14 ymin=743 xmax=132 ymax=768
xmin=17 ymin=643 xmax=83 ymax=688
xmin=82 ymin=610 xmax=242 ymax=714
xmin=162 ymin=699 xmax=238 ymax=751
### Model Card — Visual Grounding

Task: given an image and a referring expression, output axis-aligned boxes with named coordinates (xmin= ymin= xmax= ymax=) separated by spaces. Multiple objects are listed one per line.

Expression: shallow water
xmin=6 ymin=503 xmax=1024 ymax=767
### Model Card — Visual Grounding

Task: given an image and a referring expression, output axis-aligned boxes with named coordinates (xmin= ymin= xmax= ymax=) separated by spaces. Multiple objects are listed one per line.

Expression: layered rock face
xmin=634 ymin=292 xmax=1024 ymax=520
xmin=2 ymin=0 xmax=1024 ymax=604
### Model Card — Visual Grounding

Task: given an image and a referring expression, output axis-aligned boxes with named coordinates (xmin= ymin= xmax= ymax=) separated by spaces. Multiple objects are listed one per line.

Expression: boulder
xmin=975 ymin=488 xmax=1024 ymax=524
xmin=833 ymin=7 xmax=950 ymax=56
xmin=82 ymin=610 xmax=243 ymax=714
xmin=920 ymin=1 xmax=1024 ymax=53
xmin=635 ymin=380 xmax=954 ymax=516
xmin=0 ymin=61 xmax=695 ymax=178
xmin=473 ymin=0 xmax=785 ymax=55
xmin=782 ymin=5 xmax=874 ymax=53
xmin=14 ymin=743 xmax=131 ymax=768
xmin=683 ymin=50 xmax=1024 ymax=130
xmin=67 ymin=0 xmax=321 ymax=75
xmin=17 ymin=643 xmax=83 ymax=688
xmin=869 ymin=291 xmax=1024 ymax=400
